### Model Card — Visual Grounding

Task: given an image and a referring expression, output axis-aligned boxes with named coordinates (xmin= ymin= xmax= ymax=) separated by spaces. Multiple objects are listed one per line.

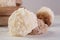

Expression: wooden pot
xmin=0 ymin=0 xmax=22 ymax=26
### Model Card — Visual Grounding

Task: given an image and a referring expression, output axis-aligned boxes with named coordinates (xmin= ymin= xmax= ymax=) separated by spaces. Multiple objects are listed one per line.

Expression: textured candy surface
xmin=8 ymin=8 xmax=38 ymax=36
xmin=29 ymin=19 xmax=48 ymax=35
xmin=36 ymin=7 xmax=54 ymax=26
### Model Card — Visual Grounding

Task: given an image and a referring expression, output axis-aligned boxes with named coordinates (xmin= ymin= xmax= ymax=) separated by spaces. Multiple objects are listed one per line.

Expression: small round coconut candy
xmin=8 ymin=8 xmax=38 ymax=36
xmin=29 ymin=7 xmax=54 ymax=35
xmin=36 ymin=7 xmax=54 ymax=26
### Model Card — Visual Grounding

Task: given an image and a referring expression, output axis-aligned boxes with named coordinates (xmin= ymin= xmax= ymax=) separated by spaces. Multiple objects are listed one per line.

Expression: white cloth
xmin=0 ymin=0 xmax=16 ymax=7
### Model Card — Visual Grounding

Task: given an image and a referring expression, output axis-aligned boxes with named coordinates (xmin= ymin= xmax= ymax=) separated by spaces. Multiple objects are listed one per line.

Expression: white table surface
xmin=0 ymin=16 xmax=60 ymax=40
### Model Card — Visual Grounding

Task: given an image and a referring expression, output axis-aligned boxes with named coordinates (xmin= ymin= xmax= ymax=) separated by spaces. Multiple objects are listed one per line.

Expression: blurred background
xmin=22 ymin=0 xmax=60 ymax=15
xmin=0 ymin=0 xmax=60 ymax=26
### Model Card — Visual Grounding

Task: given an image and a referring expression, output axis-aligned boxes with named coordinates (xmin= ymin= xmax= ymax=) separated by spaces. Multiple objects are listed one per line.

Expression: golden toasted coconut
xmin=36 ymin=7 xmax=54 ymax=26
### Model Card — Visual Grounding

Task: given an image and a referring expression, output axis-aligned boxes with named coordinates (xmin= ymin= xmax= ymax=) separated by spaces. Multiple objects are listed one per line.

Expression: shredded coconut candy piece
xmin=8 ymin=8 xmax=38 ymax=36
xmin=36 ymin=7 xmax=54 ymax=26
